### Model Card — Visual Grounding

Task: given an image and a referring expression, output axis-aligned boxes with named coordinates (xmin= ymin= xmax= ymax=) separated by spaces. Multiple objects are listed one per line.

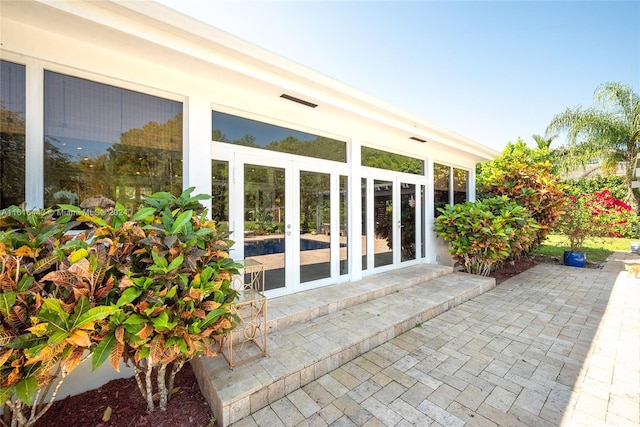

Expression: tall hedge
xmin=477 ymin=140 xmax=566 ymax=246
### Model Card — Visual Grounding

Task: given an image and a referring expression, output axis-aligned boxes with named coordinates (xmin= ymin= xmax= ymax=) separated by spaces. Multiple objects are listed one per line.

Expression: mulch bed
xmin=488 ymin=257 xmax=537 ymax=284
xmin=34 ymin=363 xmax=215 ymax=427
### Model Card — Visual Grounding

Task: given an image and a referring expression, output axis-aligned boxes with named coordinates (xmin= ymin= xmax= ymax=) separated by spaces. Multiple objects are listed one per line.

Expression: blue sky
xmin=156 ymin=0 xmax=639 ymax=153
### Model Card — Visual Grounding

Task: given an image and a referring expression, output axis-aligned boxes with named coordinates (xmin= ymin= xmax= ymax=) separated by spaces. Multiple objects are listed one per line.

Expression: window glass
xmin=374 ymin=179 xmax=393 ymax=267
xmin=453 ymin=168 xmax=468 ymax=204
xmin=433 ymin=163 xmax=450 ymax=217
xmin=0 ymin=60 xmax=26 ymax=209
xmin=361 ymin=146 xmax=423 ymax=175
xmin=361 ymin=178 xmax=368 ymax=271
xmin=212 ymin=111 xmax=346 ymax=162
xmin=211 ymin=160 xmax=229 ymax=233
xmin=400 ymin=183 xmax=416 ymax=262
xmin=340 ymin=175 xmax=349 ymax=275
xmin=420 ymin=185 xmax=426 ymax=259
xmin=44 ymin=71 xmax=182 ymax=210
xmin=300 ymin=171 xmax=331 ymax=283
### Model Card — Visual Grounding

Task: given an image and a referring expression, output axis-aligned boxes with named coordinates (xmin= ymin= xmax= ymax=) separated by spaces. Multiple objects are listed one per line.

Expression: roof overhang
xmin=1 ymin=0 xmax=499 ymax=162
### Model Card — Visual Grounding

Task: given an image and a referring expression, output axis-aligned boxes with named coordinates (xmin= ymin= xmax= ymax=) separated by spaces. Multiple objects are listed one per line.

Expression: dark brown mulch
xmin=34 ymin=363 xmax=216 ymax=427
xmin=488 ymin=257 xmax=538 ymax=285
xmin=32 ymin=257 xmax=556 ymax=427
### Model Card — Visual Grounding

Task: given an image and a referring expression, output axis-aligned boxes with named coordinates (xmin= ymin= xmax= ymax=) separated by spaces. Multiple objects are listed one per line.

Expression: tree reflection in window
xmin=43 ymin=71 xmax=182 ymax=210
xmin=361 ymin=146 xmax=423 ymax=175
xmin=433 ymin=163 xmax=450 ymax=218
xmin=434 ymin=164 xmax=468 ymax=218
xmin=0 ymin=60 xmax=26 ymax=209
xmin=453 ymin=168 xmax=468 ymax=204
xmin=212 ymin=111 xmax=346 ymax=163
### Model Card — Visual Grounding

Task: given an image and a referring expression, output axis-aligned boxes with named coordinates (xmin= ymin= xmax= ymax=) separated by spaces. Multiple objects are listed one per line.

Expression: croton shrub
xmin=477 ymin=140 xmax=566 ymax=245
xmin=1 ymin=188 xmax=240 ymax=426
xmin=434 ymin=196 xmax=539 ymax=276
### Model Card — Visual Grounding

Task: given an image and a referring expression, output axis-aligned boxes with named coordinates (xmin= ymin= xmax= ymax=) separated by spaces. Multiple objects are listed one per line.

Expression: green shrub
xmin=477 ymin=139 xmax=566 ymax=246
xmin=0 ymin=206 xmax=116 ymax=427
xmin=554 ymin=190 xmax=637 ymax=249
xmin=1 ymin=188 xmax=241 ymax=424
xmin=83 ymin=188 xmax=241 ymax=412
xmin=434 ymin=196 xmax=539 ymax=276
xmin=563 ymin=175 xmax=627 ymax=201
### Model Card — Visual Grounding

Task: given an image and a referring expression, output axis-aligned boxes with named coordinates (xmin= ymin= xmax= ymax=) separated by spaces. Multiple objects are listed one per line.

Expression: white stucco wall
xmin=1 ymin=0 xmax=496 ymax=398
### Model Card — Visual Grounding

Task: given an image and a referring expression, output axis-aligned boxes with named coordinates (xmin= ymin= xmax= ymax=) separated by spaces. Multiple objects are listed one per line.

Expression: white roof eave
xmin=23 ymin=0 xmax=499 ymax=162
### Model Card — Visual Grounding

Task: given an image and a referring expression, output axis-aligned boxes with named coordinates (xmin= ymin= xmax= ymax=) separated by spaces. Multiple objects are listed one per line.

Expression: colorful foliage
xmin=0 ymin=207 xmax=116 ymax=427
xmin=1 ymin=188 xmax=241 ymax=425
xmin=434 ymin=196 xmax=539 ymax=276
xmin=555 ymin=190 xmax=635 ymax=251
xmin=477 ymin=139 xmax=566 ymax=247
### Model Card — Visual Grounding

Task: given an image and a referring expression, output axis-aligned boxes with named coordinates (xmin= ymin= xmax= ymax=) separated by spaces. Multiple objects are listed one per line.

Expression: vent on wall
xmin=410 ymin=136 xmax=427 ymax=143
xmin=280 ymin=93 xmax=318 ymax=108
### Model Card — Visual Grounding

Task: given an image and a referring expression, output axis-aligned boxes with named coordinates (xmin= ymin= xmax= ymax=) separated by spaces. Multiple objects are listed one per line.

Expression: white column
xmin=468 ymin=169 xmax=476 ymax=202
xmin=184 ymin=96 xmax=212 ymax=213
xmin=424 ymin=159 xmax=435 ymax=261
xmin=26 ymin=60 xmax=43 ymax=209
xmin=349 ymin=138 xmax=363 ymax=281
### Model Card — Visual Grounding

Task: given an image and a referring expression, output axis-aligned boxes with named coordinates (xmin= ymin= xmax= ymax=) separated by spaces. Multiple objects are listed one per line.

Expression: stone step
xmin=190 ymin=264 xmax=495 ymax=426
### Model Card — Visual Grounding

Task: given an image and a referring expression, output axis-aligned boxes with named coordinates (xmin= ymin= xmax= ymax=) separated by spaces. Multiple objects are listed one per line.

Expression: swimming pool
xmin=244 ymin=238 xmax=335 ymax=256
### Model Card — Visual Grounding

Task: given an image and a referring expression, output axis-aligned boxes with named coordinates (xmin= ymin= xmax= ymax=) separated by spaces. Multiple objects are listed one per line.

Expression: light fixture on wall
xmin=280 ymin=93 xmax=318 ymax=108
xmin=409 ymin=136 xmax=427 ymax=143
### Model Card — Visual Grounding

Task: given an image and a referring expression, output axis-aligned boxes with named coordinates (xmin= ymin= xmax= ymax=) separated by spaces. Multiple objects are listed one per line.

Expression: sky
xmin=155 ymin=0 xmax=640 ymax=153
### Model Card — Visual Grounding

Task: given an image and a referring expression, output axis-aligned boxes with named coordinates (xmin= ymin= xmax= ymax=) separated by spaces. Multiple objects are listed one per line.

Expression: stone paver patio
xmin=231 ymin=253 xmax=640 ymax=426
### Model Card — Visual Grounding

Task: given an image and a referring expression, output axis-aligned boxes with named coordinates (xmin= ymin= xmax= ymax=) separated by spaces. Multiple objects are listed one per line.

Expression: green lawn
xmin=533 ymin=234 xmax=636 ymax=263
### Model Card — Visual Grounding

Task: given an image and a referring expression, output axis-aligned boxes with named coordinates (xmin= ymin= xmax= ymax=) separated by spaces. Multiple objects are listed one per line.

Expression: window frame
xmin=4 ymin=56 xmax=187 ymax=209
xmin=433 ymin=162 xmax=470 ymax=214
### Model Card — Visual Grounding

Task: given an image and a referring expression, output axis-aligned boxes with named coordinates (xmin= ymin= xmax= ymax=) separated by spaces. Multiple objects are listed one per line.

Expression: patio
xmin=224 ymin=253 xmax=639 ymax=426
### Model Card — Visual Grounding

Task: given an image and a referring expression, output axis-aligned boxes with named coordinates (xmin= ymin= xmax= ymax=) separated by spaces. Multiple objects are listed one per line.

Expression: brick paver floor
xmin=232 ymin=254 xmax=640 ymax=426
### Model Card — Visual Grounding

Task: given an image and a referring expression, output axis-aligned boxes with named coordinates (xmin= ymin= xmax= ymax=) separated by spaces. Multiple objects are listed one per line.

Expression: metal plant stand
xmin=218 ymin=259 xmax=267 ymax=369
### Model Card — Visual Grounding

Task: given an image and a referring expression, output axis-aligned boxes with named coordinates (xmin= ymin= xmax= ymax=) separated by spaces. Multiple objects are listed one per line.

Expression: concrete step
xmin=191 ymin=264 xmax=495 ymax=426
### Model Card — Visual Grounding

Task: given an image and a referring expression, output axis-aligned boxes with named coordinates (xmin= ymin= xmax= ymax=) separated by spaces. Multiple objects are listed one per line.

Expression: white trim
xmin=349 ymin=138 xmax=363 ymax=281
xmin=25 ymin=58 xmax=43 ymax=209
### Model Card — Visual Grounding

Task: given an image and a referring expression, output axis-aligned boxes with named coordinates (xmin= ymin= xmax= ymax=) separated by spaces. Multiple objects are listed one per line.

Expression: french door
xmin=214 ymin=149 xmax=349 ymax=297
xmin=361 ymin=170 xmax=423 ymax=274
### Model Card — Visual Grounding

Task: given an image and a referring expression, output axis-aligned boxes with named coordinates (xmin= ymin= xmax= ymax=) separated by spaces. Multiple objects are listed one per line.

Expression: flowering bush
xmin=554 ymin=190 xmax=634 ymax=251
xmin=588 ymin=190 xmax=634 ymax=237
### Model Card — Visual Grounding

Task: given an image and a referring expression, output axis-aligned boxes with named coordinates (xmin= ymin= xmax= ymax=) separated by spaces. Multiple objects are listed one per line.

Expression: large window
xmin=361 ymin=146 xmax=423 ymax=175
xmin=0 ymin=60 xmax=26 ymax=209
xmin=211 ymin=160 xmax=229 ymax=233
xmin=433 ymin=163 xmax=450 ymax=217
xmin=44 ymin=71 xmax=183 ymax=210
xmin=453 ymin=168 xmax=468 ymax=204
xmin=434 ymin=163 xmax=468 ymax=217
xmin=212 ymin=111 xmax=346 ymax=162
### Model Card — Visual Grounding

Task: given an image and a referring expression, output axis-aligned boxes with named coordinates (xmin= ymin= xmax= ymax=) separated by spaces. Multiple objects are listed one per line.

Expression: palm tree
xmin=531 ymin=134 xmax=556 ymax=150
xmin=546 ymin=82 xmax=640 ymax=208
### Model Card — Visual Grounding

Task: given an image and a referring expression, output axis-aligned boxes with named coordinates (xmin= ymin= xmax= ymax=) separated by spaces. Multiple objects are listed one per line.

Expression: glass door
xmin=297 ymin=168 xmax=349 ymax=289
xmin=216 ymin=151 xmax=349 ymax=297
xmin=373 ymin=179 xmax=394 ymax=268
xmin=363 ymin=172 xmax=422 ymax=273
xmin=399 ymin=182 xmax=417 ymax=262
xmin=243 ymin=163 xmax=287 ymax=292
xmin=299 ymin=170 xmax=332 ymax=283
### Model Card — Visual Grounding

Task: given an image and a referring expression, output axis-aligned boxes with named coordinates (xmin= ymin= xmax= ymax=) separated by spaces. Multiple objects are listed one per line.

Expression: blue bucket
xmin=564 ymin=251 xmax=586 ymax=268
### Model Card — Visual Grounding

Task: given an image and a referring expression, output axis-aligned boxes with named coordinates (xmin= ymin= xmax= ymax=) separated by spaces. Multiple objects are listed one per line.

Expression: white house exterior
xmin=0 ymin=0 xmax=498 ymax=301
